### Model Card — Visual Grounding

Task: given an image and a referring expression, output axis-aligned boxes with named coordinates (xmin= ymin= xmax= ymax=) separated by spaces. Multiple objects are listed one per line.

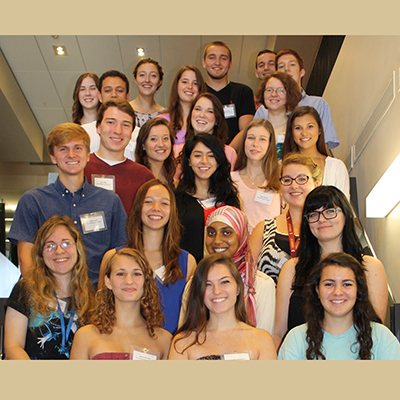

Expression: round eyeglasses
xmin=265 ymin=87 xmax=286 ymax=95
xmin=305 ymin=207 xmax=342 ymax=223
xmin=43 ymin=241 xmax=76 ymax=252
xmin=280 ymin=174 xmax=309 ymax=186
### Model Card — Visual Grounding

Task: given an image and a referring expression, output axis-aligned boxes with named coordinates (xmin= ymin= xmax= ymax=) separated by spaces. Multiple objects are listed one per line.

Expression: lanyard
xmin=55 ymin=293 xmax=76 ymax=355
xmin=286 ymin=211 xmax=300 ymax=258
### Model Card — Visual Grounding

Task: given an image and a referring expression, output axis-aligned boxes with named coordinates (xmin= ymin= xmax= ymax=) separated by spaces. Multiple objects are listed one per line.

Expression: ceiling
xmin=0 ymin=34 xmax=322 ymax=226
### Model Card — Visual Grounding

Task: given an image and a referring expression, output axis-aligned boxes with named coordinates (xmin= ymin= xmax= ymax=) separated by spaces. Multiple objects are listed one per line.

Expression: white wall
xmin=324 ymin=36 xmax=400 ymax=302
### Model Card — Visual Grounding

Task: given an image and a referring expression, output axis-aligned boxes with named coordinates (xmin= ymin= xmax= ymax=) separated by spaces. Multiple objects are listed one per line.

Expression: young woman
xmin=4 ymin=215 xmax=94 ymax=359
xmin=174 ymin=134 xmax=240 ymax=263
xmin=168 ymin=254 xmax=277 ymax=360
xmin=232 ymin=118 xmax=281 ymax=233
xmin=129 ymin=58 xmax=165 ymax=127
xmin=158 ymin=65 xmax=206 ymax=156
xmin=279 ymin=252 xmax=400 ymax=360
xmin=70 ymin=248 xmax=172 ymax=360
xmin=99 ymin=179 xmax=196 ymax=334
xmin=230 ymin=71 xmax=302 ymax=160
xmin=249 ymin=153 xmax=322 ymax=285
xmin=204 ymin=206 xmax=276 ymax=336
xmin=274 ymin=185 xmax=388 ymax=350
xmin=182 ymin=92 xmax=237 ymax=169
xmin=72 ymin=72 xmax=100 ymax=125
xmin=135 ymin=117 xmax=176 ymax=188
xmin=282 ymin=106 xmax=350 ymax=199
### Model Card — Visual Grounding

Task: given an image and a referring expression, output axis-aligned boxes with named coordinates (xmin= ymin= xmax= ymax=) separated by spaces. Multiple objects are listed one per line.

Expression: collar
xmin=53 ymin=176 xmax=87 ymax=197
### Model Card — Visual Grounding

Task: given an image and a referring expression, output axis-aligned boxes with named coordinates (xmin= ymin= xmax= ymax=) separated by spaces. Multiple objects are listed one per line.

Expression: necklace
xmin=243 ymin=171 xmax=264 ymax=186
xmin=210 ymin=322 xmax=238 ymax=346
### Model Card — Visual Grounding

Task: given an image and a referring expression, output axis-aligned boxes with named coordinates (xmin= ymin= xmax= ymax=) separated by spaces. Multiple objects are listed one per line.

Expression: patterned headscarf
xmin=206 ymin=206 xmax=257 ymax=326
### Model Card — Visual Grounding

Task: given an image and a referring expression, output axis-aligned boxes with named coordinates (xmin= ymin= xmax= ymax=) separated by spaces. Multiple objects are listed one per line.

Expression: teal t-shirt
xmin=278 ymin=322 xmax=400 ymax=360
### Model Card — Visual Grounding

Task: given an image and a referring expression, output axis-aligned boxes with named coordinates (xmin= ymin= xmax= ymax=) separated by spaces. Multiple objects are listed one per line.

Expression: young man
xmin=254 ymin=49 xmax=277 ymax=109
xmin=254 ymin=49 xmax=339 ymax=150
xmin=8 ymin=123 xmax=127 ymax=287
xmin=84 ymin=99 xmax=154 ymax=215
xmin=203 ymin=41 xmax=255 ymax=144
xmin=81 ymin=70 xmax=139 ymax=160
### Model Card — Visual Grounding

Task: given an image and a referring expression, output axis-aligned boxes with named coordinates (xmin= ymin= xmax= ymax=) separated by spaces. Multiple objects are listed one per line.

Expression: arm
xmin=249 ymin=220 xmax=264 ymax=264
xmin=69 ymin=325 xmax=93 ymax=360
xmin=254 ymin=271 xmax=276 ymax=337
xmin=186 ymin=254 xmax=197 ymax=281
xmin=363 ymin=255 xmax=388 ymax=323
xmin=238 ymin=114 xmax=253 ymax=132
xmin=274 ymin=258 xmax=296 ymax=350
xmin=97 ymin=248 xmax=116 ymax=290
xmin=229 ymin=129 xmax=244 ymax=153
xmin=178 ymin=278 xmax=192 ymax=329
xmin=256 ymin=330 xmax=278 ymax=360
xmin=17 ymin=241 xmax=34 ymax=277
xmin=4 ymin=307 xmax=30 ymax=360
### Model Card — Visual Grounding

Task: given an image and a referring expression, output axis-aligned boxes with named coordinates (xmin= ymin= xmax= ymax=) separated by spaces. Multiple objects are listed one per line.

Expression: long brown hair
xmin=72 ymin=72 xmax=100 ymax=124
xmin=25 ymin=215 xmax=94 ymax=326
xmin=126 ymin=179 xmax=183 ymax=285
xmin=234 ymin=118 xmax=281 ymax=192
xmin=92 ymin=248 xmax=164 ymax=337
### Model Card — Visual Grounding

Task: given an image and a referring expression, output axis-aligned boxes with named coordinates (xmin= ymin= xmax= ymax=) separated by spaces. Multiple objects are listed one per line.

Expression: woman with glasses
xmin=4 ymin=215 xmax=94 ymax=359
xmin=274 ymin=185 xmax=388 ymax=350
xmin=231 ymin=72 xmax=302 ymax=161
xmin=249 ymin=153 xmax=322 ymax=285
xmin=279 ymin=252 xmax=399 ymax=360
xmin=282 ymin=106 xmax=350 ymax=199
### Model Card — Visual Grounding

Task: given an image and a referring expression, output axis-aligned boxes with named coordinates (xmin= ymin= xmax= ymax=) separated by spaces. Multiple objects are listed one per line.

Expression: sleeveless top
xmin=287 ymin=287 xmax=305 ymax=332
xmin=92 ymin=352 xmax=130 ymax=360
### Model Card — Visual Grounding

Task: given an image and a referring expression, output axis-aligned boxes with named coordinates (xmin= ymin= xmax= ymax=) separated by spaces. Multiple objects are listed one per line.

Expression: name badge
xmin=154 ymin=265 xmax=166 ymax=283
xmin=80 ymin=211 xmax=107 ymax=234
xmin=222 ymin=352 xmax=250 ymax=360
xmin=223 ymin=104 xmax=236 ymax=119
xmin=277 ymin=134 xmax=285 ymax=144
xmin=198 ymin=197 xmax=217 ymax=210
xmin=131 ymin=346 xmax=159 ymax=360
xmin=92 ymin=175 xmax=115 ymax=192
xmin=254 ymin=190 xmax=274 ymax=205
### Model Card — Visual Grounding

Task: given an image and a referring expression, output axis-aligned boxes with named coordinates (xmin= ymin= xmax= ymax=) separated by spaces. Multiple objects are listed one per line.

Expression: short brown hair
xmin=47 ymin=123 xmax=90 ymax=156
xmin=203 ymin=41 xmax=232 ymax=62
xmin=276 ymin=49 xmax=304 ymax=71
xmin=96 ymin=99 xmax=136 ymax=128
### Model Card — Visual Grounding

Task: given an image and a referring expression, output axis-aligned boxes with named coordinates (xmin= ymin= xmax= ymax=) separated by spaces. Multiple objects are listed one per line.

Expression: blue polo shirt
xmin=8 ymin=178 xmax=127 ymax=286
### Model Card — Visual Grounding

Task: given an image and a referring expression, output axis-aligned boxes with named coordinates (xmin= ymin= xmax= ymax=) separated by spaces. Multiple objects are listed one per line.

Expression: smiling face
xmin=134 ymin=62 xmax=162 ymax=97
xmin=42 ymin=225 xmax=78 ymax=280
xmin=317 ymin=265 xmax=357 ymax=324
xmin=206 ymin=221 xmax=239 ymax=259
xmin=255 ymin=52 xmax=276 ymax=79
xmin=204 ymin=263 xmax=238 ymax=315
xmin=263 ymin=77 xmax=287 ymax=112
xmin=189 ymin=142 xmax=218 ymax=183
xmin=292 ymin=114 xmax=320 ymax=152
xmin=141 ymin=184 xmax=171 ymax=231
xmin=244 ymin=125 xmax=270 ymax=162
xmin=281 ymin=163 xmax=319 ymax=209
xmin=143 ymin=124 xmax=171 ymax=164
xmin=276 ymin=54 xmax=305 ymax=86
xmin=100 ymin=76 xmax=129 ymax=102
xmin=105 ymin=255 xmax=145 ymax=303
xmin=202 ymin=45 xmax=232 ymax=80
xmin=191 ymin=97 xmax=216 ymax=134
xmin=78 ymin=76 xmax=99 ymax=111
xmin=177 ymin=70 xmax=199 ymax=105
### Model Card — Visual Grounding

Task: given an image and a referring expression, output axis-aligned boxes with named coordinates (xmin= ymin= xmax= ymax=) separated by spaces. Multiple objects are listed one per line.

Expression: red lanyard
xmin=286 ymin=211 xmax=299 ymax=258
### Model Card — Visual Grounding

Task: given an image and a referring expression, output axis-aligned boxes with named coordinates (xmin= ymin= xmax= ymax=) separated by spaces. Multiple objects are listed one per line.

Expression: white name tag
xmin=223 ymin=103 xmax=236 ymax=119
xmin=131 ymin=345 xmax=159 ymax=360
xmin=198 ymin=197 xmax=216 ymax=210
xmin=92 ymin=175 xmax=115 ymax=192
xmin=80 ymin=211 xmax=107 ymax=234
xmin=154 ymin=265 xmax=166 ymax=283
xmin=254 ymin=190 xmax=273 ymax=205
xmin=277 ymin=134 xmax=285 ymax=144
xmin=222 ymin=352 xmax=250 ymax=360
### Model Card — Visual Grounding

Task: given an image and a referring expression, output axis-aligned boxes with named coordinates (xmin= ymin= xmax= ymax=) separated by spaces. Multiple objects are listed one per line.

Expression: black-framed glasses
xmin=280 ymin=174 xmax=309 ymax=186
xmin=305 ymin=207 xmax=342 ymax=223
xmin=43 ymin=241 xmax=76 ymax=252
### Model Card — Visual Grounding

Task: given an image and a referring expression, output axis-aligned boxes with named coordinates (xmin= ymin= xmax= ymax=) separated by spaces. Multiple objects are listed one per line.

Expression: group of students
xmin=3 ymin=41 xmax=400 ymax=360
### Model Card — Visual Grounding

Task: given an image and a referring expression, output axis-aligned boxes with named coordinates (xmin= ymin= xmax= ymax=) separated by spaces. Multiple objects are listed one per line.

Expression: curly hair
xmin=234 ymin=118 xmax=281 ymax=192
xmin=173 ymin=254 xmax=250 ymax=354
xmin=282 ymin=106 xmax=329 ymax=159
xmin=175 ymin=133 xmax=240 ymax=208
xmin=293 ymin=186 xmax=364 ymax=290
xmin=92 ymin=248 xmax=164 ymax=337
xmin=126 ymin=179 xmax=183 ymax=286
xmin=165 ymin=65 xmax=206 ymax=135
xmin=133 ymin=58 xmax=164 ymax=91
xmin=185 ymin=92 xmax=228 ymax=144
xmin=303 ymin=252 xmax=381 ymax=360
xmin=24 ymin=215 xmax=94 ymax=327
xmin=134 ymin=118 xmax=176 ymax=188
xmin=72 ymin=72 xmax=100 ymax=124
xmin=255 ymin=71 xmax=302 ymax=112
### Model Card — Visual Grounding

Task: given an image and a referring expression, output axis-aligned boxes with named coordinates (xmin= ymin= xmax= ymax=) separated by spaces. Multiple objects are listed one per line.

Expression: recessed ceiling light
xmin=53 ymin=45 xmax=67 ymax=56
xmin=136 ymin=47 xmax=146 ymax=57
